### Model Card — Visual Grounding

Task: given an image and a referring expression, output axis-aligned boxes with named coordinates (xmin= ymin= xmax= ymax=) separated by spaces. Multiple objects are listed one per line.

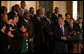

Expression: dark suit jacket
xmin=76 ymin=23 xmax=83 ymax=31
xmin=64 ymin=20 xmax=69 ymax=27
xmin=33 ymin=16 xmax=47 ymax=53
xmin=1 ymin=31 xmax=9 ymax=53
xmin=51 ymin=13 xmax=62 ymax=26
xmin=53 ymin=25 xmax=69 ymax=53
xmin=8 ymin=11 xmax=22 ymax=23
xmin=30 ymin=14 xmax=37 ymax=22
xmin=68 ymin=23 xmax=79 ymax=32
xmin=67 ymin=23 xmax=80 ymax=43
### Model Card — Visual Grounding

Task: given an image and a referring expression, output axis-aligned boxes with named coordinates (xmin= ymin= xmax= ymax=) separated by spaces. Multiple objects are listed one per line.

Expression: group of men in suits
xmin=1 ymin=1 xmax=83 ymax=53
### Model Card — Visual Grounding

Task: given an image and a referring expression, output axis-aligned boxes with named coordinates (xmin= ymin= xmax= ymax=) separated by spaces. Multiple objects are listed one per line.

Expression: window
xmin=73 ymin=1 xmax=77 ymax=21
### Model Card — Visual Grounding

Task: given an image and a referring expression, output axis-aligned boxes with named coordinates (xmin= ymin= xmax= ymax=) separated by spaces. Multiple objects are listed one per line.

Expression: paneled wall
xmin=78 ymin=1 xmax=83 ymax=18
xmin=56 ymin=1 xmax=67 ymax=19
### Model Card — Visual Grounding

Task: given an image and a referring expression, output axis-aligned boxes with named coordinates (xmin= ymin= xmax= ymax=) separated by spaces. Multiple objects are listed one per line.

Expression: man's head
xmin=11 ymin=5 xmax=15 ymax=12
xmin=65 ymin=13 xmax=70 ymax=20
xmin=9 ymin=14 xmax=18 ymax=24
xmin=20 ymin=1 xmax=26 ymax=9
xmin=55 ymin=7 xmax=59 ymax=14
xmin=1 ymin=6 xmax=7 ymax=14
xmin=29 ymin=7 xmax=34 ymax=14
xmin=78 ymin=17 xmax=83 ymax=24
xmin=46 ymin=11 xmax=51 ymax=19
xmin=23 ymin=12 xmax=30 ymax=20
xmin=36 ymin=9 xmax=41 ymax=17
xmin=69 ymin=18 xmax=74 ymax=24
xmin=58 ymin=18 xmax=64 ymax=26
xmin=14 ymin=4 xmax=20 ymax=12
xmin=40 ymin=8 xmax=45 ymax=15
xmin=20 ymin=23 xmax=27 ymax=32
xmin=2 ymin=14 xmax=8 ymax=22
xmin=1 ymin=24 xmax=6 ymax=32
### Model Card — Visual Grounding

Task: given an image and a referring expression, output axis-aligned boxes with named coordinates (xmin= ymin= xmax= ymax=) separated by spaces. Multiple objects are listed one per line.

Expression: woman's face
xmin=20 ymin=26 xmax=27 ymax=32
xmin=3 ymin=14 xmax=8 ymax=22
xmin=24 ymin=13 xmax=30 ymax=20
xmin=13 ymin=17 xmax=19 ymax=24
xmin=69 ymin=19 xmax=74 ymax=24
xmin=79 ymin=19 xmax=82 ymax=24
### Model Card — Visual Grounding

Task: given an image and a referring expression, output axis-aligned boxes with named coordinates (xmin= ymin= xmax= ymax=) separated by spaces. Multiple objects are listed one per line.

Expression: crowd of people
xmin=1 ymin=1 xmax=83 ymax=53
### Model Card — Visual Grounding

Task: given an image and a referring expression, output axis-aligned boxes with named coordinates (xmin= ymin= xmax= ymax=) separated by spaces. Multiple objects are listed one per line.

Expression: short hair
xmin=1 ymin=6 xmax=7 ymax=14
xmin=20 ymin=1 xmax=25 ymax=4
xmin=65 ymin=13 xmax=70 ymax=16
xmin=40 ymin=8 xmax=45 ymax=11
xmin=58 ymin=17 xmax=64 ymax=21
xmin=14 ymin=4 xmax=19 ymax=7
xmin=23 ymin=11 xmax=29 ymax=16
xmin=20 ymin=22 xmax=28 ymax=28
xmin=36 ymin=9 xmax=40 ymax=15
xmin=11 ymin=5 xmax=15 ymax=11
xmin=55 ymin=7 xmax=59 ymax=10
xmin=29 ymin=7 xmax=34 ymax=10
xmin=8 ymin=14 xmax=18 ymax=20
xmin=70 ymin=18 xmax=74 ymax=21
xmin=78 ymin=17 xmax=83 ymax=21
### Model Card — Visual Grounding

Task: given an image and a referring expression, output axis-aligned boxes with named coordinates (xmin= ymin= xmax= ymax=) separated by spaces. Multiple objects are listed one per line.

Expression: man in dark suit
xmin=45 ymin=11 xmax=54 ymax=53
xmin=19 ymin=1 xmax=28 ymax=18
xmin=8 ymin=4 xmax=20 ymax=22
xmin=51 ymin=7 xmax=62 ymax=26
xmin=53 ymin=18 xmax=69 ymax=53
xmin=29 ymin=7 xmax=37 ymax=22
xmin=76 ymin=18 xmax=83 ymax=53
xmin=64 ymin=13 xmax=71 ymax=27
xmin=33 ymin=9 xmax=48 ymax=53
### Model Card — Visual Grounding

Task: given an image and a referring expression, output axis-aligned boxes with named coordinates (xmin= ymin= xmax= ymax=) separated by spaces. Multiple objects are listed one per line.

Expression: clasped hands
xmin=61 ymin=36 xmax=67 ymax=40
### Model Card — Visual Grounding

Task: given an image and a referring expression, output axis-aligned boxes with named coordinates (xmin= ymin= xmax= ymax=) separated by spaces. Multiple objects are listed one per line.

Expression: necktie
xmin=61 ymin=26 xmax=64 ymax=35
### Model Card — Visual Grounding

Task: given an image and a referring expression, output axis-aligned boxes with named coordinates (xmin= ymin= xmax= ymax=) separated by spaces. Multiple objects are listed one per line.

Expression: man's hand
xmin=10 ymin=27 xmax=16 ymax=31
xmin=8 ymin=31 xmax=14 ymax=38
xmin=48 ymin=31 xmax=53 ymax=36
xmin=61 ymin=36 xmax=67 ymax=40
xmin=29 ymin=38 xmax=33 ymax=43
xmin=67 ymin=35 xmax=70 ymax=38
xmin=8 ymin=45 xmax=10 ymax=50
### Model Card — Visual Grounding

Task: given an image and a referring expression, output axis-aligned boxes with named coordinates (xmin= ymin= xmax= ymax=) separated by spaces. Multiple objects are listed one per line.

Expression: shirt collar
xmin=24 ymin=19 xmax=28 ymax=22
